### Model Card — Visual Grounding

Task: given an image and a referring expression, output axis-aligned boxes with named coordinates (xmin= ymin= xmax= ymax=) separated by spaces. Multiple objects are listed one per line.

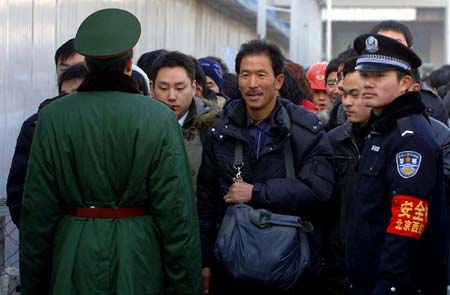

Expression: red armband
xmin=386 ymin=195 xmax=428 ymax=239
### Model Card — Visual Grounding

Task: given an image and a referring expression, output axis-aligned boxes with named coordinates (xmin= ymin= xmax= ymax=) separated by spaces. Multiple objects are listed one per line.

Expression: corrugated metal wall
xmin=0 ymin=0 xmax=258 ymax=196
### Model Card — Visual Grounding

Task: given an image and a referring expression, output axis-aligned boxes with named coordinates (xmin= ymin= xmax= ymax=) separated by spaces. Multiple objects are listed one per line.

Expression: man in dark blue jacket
xmin=197 ymin=39 xmax=334 ymax=295
xmin=346 ymin=33 xmax=448 ymax=295
xmin=322 ymin=57 xmax=372 ymax=295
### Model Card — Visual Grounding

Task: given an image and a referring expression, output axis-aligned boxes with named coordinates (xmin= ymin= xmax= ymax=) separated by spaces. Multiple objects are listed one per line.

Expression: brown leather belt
xmin=69 ymin=207 xmax=149 ymax=218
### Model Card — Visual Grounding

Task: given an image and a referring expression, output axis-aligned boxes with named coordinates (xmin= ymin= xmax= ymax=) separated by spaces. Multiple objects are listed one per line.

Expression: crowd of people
xmin=5 ymin=7 xmax=450 ymax=295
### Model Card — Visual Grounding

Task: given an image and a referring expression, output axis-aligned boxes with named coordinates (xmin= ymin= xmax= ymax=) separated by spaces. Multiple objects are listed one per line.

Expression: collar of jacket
xmin=204 ymin=88 xmax=218 ymax=101
xmin=332 ymin=121 xmax=353 ymax=142
xmin=38 ymin=93 xmax=68 ymax=112
xmin=370 ymin=91 xmax=425 ymax=135
xmin=214 ymin=98 xmax=289 ymax=144
xmin=228 ymin=99 xmax=288 ymax=134
xmin=332 ymin=121 xmax=370 ymax=146
xmin=77 ymin=71 xmax=140 ymax=94
xmin=183 ymin=97 xmax=210 ymax=130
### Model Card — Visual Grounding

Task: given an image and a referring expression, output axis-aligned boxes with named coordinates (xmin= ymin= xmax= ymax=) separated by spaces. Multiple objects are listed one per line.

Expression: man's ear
xmin=275 ymin=74 xmax=285 ymax=90
xmin=192 ymin=80 xmax=198 ymax=97
xmin=409 ymin=83 xmax=421 ymax=92
xmin=400 ymin=75 xmax=413 ymax=93
xmin=150 ymin=80 xmax=155 ymax=95
xmin=125 ymin=58 xmax=133 ymax=75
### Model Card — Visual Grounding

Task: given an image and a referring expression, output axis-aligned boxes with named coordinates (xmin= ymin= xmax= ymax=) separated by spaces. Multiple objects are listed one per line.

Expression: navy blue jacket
xmin=197 ymin=98 xmax=334 ymax=291
xmin=346 ymin=92 xmax=448 ymax=295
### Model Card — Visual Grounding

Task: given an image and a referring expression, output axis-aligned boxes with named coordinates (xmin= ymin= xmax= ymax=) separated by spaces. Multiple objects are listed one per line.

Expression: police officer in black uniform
xmin=345 ymin=33 xmax=448 ymax=295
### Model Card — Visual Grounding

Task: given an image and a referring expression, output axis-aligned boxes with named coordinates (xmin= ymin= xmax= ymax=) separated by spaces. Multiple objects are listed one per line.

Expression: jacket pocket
xmin=357 ymin=151 xmax=384 ymax=197
xmin=335 ymin=155 xmax=352 ymax=175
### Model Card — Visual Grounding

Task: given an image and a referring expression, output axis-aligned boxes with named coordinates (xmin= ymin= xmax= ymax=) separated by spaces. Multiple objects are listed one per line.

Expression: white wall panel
xmin=0 ymin=0 xmax=258 ymax=197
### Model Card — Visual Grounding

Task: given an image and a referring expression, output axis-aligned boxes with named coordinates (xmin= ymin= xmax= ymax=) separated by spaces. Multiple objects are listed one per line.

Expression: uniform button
xmin=313 ymin=125 xmax=317 ymax=130
xmin=219 ymin=135 xmax=223 ymax=139
xmin=211 ymin=128 xmax=215 ymax=132
xmin=390 ymin=286 xmax=396 ymax=292
xmin=417 ymin=290 xmax=421 ymax=293
xmin=349 ymin=284 xmax=353 ymax=289
xmin=225 ymin=125 xmax=228 ymax=128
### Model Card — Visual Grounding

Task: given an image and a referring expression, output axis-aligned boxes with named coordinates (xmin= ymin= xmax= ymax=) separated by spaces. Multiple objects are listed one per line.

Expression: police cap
xmin=353 ymin=33 xmax=421 ymax=73
xmin=75 ymin=8 xmax=141 ymax=59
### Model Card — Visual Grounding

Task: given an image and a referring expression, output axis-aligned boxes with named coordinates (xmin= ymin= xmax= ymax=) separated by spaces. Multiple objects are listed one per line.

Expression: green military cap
xmin=75 ymin=8 xmax=141 ymax=59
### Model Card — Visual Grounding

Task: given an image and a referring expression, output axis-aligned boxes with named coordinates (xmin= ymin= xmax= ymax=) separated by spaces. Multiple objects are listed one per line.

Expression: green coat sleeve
xmin=147 ymin=112 xmax=202 ymax=294
xmin=19 ymin=112 xmax=64 ymax=295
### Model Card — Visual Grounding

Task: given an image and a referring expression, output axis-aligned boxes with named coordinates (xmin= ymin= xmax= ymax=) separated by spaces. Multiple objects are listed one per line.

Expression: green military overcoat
xmin=19 ymin=81 xmax=202 ymax=295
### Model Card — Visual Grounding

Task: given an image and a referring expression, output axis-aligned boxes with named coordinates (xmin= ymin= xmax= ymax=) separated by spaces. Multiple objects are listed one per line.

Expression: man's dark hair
xmin=428 ymin=68 xmax=450 ymax=89
xmin=235 ymin=39 xmax=285 ymax=76
xmin=279 ymin=61 xmax=313 ymax=104
xmin=395 ymin=71 xmax=409 ymax=82
xmin=370 ymin=20 xmax=413 ymax=48
xmin=410 ymin=68 xmax=422 ymax=85
xmin=54 ymin=38 xmax=76 ymax=67
xmin=57 ymin=63 xmax=87 ymax=93
xmin=337 ymin=47 xmax=359 ymax=64
xmin=149 ymin=51 xmax=195 ymax=83
xmin=85 ymin=51 xmax=133 ymax=74
xmin=279 ymin=67 xmax=301 ymax=104
xmin=132 ymin=70 xmax=150 ymax=96
xmin=325 ymin=57 xmax=340 ymax=81
xmin=191 ymin=56 xmax=208 ymax=97
xmin=441 ymin=64 xmax=450 ymax=73
xmin=137 ymin=49 xmax=168 ymax=78
xmin=342 ymin=58 xmax=358 ymax=78
xmin=207 ymin=55 xmax=229 ymax=74
xmin=223 ymin=73 xmax=240 ymax=99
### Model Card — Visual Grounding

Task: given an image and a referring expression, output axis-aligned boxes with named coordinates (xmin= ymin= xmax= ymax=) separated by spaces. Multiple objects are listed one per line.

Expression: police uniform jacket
xmin=197 ymin=98 xmax=334 ymax=293
xmin=346 ymin=91 xmax=448 ymax=295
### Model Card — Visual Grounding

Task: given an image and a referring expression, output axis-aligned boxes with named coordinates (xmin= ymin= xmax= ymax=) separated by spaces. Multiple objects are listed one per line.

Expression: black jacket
xmin=420 ymin=85 xmax=449 ymax=125
xmin=346 ymin=91 xmax=448 ymax=295
xmin=6 ymin=94 xmax=67 ymax=227
xmin=321 ymin=122 xmax=369 ymax=295
xmin=197 ymin=98 xmax=334 ymax=293
xmin=6 ymin=113 xmax=37 ymax=226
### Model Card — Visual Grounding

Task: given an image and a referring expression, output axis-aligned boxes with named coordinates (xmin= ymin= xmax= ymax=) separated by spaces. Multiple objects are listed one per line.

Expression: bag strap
xmin=281 ymin=106 xmax=295 ymax=179
xmin=234 ymin=140 xmax=244 ymax=167
xmin=234 ymin=105 xmax=295 ymax=179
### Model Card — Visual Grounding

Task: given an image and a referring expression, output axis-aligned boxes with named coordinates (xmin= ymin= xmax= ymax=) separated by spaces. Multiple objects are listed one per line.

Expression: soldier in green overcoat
xmin=19 ymin=8 xmax=202 ymax=295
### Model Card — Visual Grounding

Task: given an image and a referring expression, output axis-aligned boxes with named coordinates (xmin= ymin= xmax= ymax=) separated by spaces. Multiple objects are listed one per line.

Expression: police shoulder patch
xmin=396 ymin=151 xmax=422 ymax=179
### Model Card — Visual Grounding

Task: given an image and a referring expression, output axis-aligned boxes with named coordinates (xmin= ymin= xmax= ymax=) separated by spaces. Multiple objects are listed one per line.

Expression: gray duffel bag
xmin=214 ymin=204 xmax=313 ymax=290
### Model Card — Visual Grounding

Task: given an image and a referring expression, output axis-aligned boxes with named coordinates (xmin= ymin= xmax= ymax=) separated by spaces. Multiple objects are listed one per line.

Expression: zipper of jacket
xmin=350 ymin=138 xmax=361 ymax=160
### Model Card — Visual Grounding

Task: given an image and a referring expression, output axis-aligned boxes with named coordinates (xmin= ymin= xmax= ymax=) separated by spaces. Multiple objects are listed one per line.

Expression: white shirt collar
xmin=178 ymin=111 xmax=189 ymax=126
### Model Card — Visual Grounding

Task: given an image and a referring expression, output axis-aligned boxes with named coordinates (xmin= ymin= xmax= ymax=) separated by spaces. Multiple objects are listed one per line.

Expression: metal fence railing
xmin=0 ymin=196 xmax=20 ymax=295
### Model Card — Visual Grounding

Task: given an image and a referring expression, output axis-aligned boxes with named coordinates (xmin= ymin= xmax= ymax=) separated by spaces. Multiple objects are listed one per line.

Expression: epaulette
xmin=397 ymin=117 xmax=415 ymax=137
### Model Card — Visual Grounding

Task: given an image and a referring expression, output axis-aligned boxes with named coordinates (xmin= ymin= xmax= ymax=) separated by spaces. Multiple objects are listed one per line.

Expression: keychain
xmin=233 ymin=163 xmax=244 ymax=182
